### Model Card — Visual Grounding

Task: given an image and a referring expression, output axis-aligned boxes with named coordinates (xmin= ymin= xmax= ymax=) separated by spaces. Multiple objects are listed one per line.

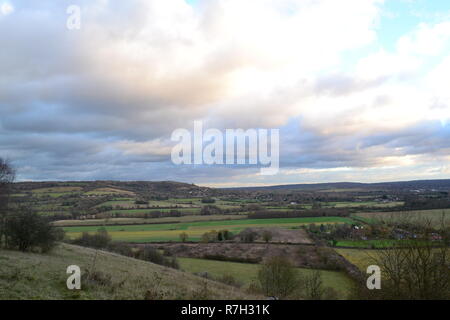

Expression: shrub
xmin=135 ymin=199 xmax=148 ymax=205
xmin=201 ymin=230 xmax=219 ymax=243
xmin=5 ymin=209 xmax=62 ymax=252
xmin=191 ymin=281 xmax=211 ymax=300
xmin=200 ymin=205 xmax=222 ymax=215
xmin=82 ymin=269 xmax=113 ymax=288
xmin=144 ymin=273 xmax=169 ymax=300
xmin=201 ymin=198 xmax=216 ymax=204
xmin=217 ymin=274 xmax=242 ymax=288
xmin=72 ymin=228 xmax=111 ymax=249
xmin=137 ymin=247 xmax=179 ymax=269
xmin=262 ymin=230 xmax=273 ymax=243
xmin=179 ymin=232 xmax=188 ymax=242
xmin=239 ymin=229 xmax=257 ymax=243
xmin=108 ymin=242 xmax=134 ymax=257
xmin=202 ymin=254 xmax=260 ymax=264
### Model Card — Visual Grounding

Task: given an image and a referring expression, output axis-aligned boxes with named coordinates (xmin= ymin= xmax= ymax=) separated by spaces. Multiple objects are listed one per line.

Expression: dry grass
xmin=0 ymin=243 xmax=260 ymax=300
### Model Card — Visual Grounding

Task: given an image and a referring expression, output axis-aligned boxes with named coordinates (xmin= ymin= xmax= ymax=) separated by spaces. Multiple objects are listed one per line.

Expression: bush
xmin=239 ymin=229 xmax=257 ymax=243
xmin=72 ymin=227 xmax=111 ymax=249
xmin=217 ymin=274 xmax=242 ymax=287
xmin=107 ymin=242 xmax=134 ymax=257
xmin=262 ymin=230 xmax=273 ymax=243
xmin=202 ymin=254 xmax=260 ymax=264
xmin=217 ymin=230 xmax=232 ymax=241
xmin=201 ymin=198 xmax=216 ymax=204
xmin=5 ymin=209 xmax=62 ymax=253
xmin=137 ymin=247 xmax=179 ymax=269
xmin=201 ymin=230 xmax=219 ymax=243
xmin=200 ymin=205 xmax=222 ymax=215
xmin=135 ymin=199 xmax=148 ymax=205
xmin=191 ymin=281 xmax=211 ymax=300
xmin=257 ymin=256 xmax=298 ymax=299
xmin=179 ymin=232 xmax=188 ymax=242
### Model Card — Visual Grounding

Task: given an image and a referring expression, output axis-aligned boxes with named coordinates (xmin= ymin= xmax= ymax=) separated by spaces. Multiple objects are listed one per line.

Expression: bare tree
xmin=257 ymin=256 xmax=298 ymax=299
xmin=302 ymin=270 xmax=324 ymax=299
xmin=0 ymin=158 xmax=15 ymax=247
xmin=262 ymin=230 xmax=273 ymax=243
xmin=355 ymin=223 xmax=450 ymax=300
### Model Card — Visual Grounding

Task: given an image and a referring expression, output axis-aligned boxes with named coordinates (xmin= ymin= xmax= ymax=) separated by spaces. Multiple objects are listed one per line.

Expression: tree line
xmin=0 ymin=159 xmax=63 ymax=252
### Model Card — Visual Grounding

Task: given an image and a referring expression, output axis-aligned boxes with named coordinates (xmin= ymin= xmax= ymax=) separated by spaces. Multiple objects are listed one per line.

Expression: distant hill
xmin=12 ymin=180 xmax=212 ymax=197
xmin=11 ymin=179 xmax=450 ymax=195
xmin=222 ymin=179 xmax=450 ymax=191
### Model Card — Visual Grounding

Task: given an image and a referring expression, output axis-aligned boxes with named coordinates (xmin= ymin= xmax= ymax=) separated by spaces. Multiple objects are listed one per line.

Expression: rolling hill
xmin=0 ymin=243 xmax=258 ymax=300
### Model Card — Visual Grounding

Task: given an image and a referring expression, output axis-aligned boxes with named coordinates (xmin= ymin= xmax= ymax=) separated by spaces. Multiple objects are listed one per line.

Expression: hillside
xmin=12 ymin=180 xmax=212 ymax=198
xmin=0 ymin=243 xmax=258 ymax=300
xmin=223 ymin=179 xmax=450 ymax=191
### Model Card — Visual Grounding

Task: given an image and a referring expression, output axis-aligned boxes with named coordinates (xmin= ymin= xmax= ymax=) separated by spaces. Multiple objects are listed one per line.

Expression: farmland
xmin=335 ymin=249 xmax=376 ymax=271
xmin=5 ymin=179 xmax=450 ymax=300
xmin=178 ymin=257 xmax=353 ymax=298
xmin=52 ymin=214 xmax=247 ymax=227
xmin=64 ymin=216 xmax=354 ymax=242
xmin=353 ymin=209 xmax=450 ymax=228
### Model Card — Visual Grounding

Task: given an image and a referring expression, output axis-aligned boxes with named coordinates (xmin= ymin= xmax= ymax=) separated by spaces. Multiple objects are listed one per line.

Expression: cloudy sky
xmin=1 ymin=0 xmax=449 ymax=187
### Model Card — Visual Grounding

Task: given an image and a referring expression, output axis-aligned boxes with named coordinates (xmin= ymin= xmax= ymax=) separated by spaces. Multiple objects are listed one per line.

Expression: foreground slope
xmin=0 ymin=243 xmax=258 ymax=300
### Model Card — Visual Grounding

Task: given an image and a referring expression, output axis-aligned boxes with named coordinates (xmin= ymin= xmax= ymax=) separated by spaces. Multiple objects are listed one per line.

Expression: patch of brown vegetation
xmin=236 ymin=227 xmax=313 ymax=244
xmin=144 ymin=242 xmax=346 ymax=271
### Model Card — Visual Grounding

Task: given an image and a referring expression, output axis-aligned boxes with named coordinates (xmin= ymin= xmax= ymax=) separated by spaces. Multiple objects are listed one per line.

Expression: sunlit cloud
xmin=0 ymin=0 xmax=449 ymax=185
xmin=0 ymin=2 xmax=14 ymax=15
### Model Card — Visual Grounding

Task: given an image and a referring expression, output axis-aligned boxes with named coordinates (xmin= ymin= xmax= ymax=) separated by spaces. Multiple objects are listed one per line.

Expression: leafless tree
xmin=258 ymin=256 xmax=298 ymax=299
xmin=262 ymin=230 xmax=273 ymax=243
xmin=300 ymin=270 xmax=324 ymax=300
xmin=0 ymin=158 xmax=15 ymax=247
xmin=355 ymin=221 xmax=450 ymax=300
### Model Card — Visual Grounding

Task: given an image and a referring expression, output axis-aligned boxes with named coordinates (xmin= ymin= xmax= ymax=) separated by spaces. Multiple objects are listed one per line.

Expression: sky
xmin=0 ymin=0 xmax=449 ymax=187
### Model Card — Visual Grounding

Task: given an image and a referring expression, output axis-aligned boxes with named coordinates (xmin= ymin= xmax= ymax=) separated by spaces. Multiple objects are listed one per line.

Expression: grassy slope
xmin=178 ymin=258 xmax=353 ymax=298
xmin=0 ymin=243 xmax=258 ymax=300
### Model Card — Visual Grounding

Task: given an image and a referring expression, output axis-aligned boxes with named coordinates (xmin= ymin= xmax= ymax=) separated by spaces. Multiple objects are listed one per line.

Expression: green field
xmin=32 ymin=186 xmax=83 ymax=193
xmin=178 ymin=258 xmax=354 ymax=298
xmin=84 ymin=188 xmax=135 ymax=196
xmin=53 ymin=214 xmax=247 ymax=227
xmin=335 ymin=248 xmax=380 ymax=271
xmin=64 ymin=216 xmax=354 ymax=242
xmin=106 ymin=208 xmax=201 ymax=215
xmin=334 ymin=239 xmax=402 ymax=248
xmin=324 ymin=201 xmax=404 ymax=208
xmin=336 ymin=247 xmax=450 ymax=272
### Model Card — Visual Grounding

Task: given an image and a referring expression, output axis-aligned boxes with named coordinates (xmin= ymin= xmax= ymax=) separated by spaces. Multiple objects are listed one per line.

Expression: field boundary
xmin=53 ymin=216 xmax=247 ymax=227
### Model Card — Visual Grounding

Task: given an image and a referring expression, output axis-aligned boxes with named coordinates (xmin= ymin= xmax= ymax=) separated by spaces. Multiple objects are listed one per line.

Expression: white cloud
xmin=0 ymin=2 xmax=13 ymax=15
xmin=396 ymin=21 xmax=450 ymax=56
xmin=1 ymin=0 xmax=450 ymax=184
